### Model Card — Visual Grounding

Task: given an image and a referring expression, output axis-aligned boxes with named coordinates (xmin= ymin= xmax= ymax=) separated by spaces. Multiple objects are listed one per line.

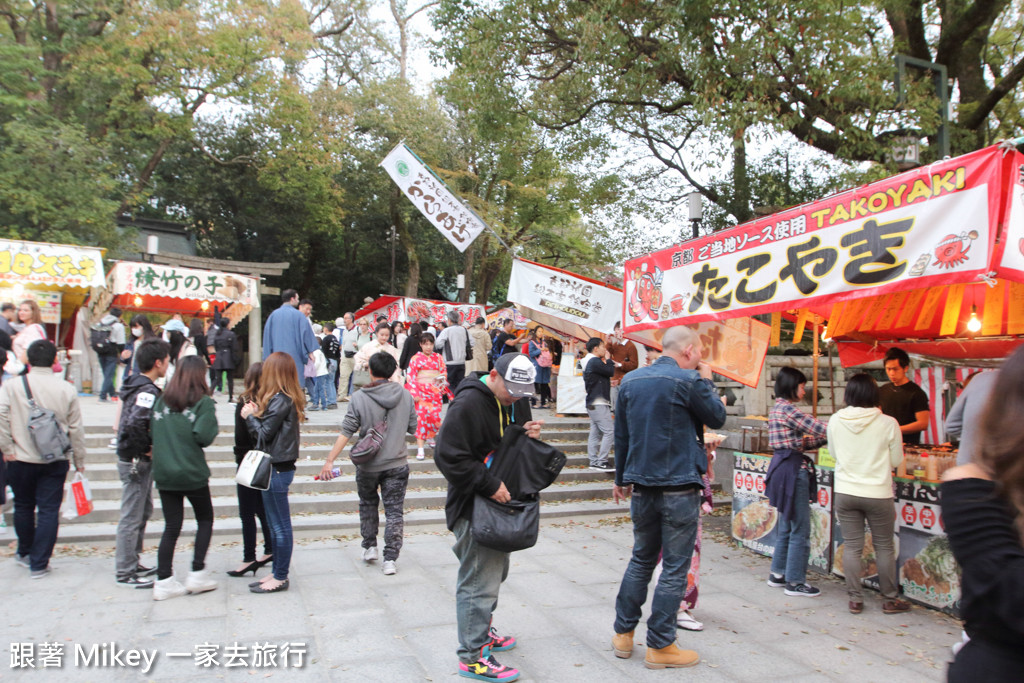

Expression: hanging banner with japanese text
xmin=380 ymin=143 xmax=487 ymax=252
xmin=508 ymin=258 xmax=621 ymax=333
xmin=0 ymin=239 xmax=104 ymax=289
xmin=624 ymin=145 xmax=1011 ymax=332
xmin=108 ymin=262 xmax=259 ymax=308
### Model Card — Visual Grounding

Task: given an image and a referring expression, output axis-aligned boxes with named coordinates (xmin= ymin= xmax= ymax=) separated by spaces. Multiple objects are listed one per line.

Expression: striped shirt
xmin=768 ymin=398 xmax=828 ymax=452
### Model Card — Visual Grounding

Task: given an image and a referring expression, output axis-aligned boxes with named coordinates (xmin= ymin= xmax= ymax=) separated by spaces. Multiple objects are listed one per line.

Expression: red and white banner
xmin=624 ymin=146 xmax=1011 ymax=332
xmin=507 ymin=259 xmax=770 ymax=386
xmin=354 ymin=296 xmax=483 ymax=328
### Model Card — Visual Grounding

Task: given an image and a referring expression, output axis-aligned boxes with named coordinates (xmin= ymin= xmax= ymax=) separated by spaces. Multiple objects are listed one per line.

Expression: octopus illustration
xmin=628 ymin=263 xmax=664 ymax=322
xmin=932 ymin=230 xmax=979 ymax=269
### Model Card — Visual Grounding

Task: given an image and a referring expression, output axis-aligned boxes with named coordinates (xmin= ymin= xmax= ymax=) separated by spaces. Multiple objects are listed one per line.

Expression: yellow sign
xmin=0 ymin=239 xmax=105 ymax=289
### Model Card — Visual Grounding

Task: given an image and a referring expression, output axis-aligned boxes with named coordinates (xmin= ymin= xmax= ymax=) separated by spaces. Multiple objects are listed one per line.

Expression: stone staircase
xmin=3 ymin=418 xmax=622 ymax=544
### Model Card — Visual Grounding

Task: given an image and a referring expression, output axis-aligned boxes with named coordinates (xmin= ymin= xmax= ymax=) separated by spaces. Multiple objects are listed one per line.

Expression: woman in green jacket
xmin=149 ymin=355 xmax=219 ymax=601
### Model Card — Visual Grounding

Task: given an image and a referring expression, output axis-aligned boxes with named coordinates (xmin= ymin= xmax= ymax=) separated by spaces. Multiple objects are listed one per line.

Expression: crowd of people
xmin=0 ymin=289 xmax=1022 ymax=683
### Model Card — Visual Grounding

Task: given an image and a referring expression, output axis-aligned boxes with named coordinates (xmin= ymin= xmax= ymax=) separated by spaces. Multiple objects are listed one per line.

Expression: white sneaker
xmin=416 ymin=450 xmax=425 ymax=461
xmin=362 ymin=546 xmax=378 ymax=563
xmin=676 ymin=610 xmax=704 ymax=631
xmin=153 ymin=576 xmax=188 ymax=601
xmin=108 ymin=437 xmax=118 ymax=449
xmin=382 ymin=560 xmax=397 ymax=575
xmin=184 ymin=570 xmax=218 ymax=594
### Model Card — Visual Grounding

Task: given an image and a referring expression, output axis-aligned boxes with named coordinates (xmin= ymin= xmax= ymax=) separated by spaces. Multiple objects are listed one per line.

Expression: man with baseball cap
xmin=435 ymin=352 xmax=544 ymax=682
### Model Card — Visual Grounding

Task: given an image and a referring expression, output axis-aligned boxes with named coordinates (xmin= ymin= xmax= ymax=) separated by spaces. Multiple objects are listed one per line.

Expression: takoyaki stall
xmin=624 ymin=141 xmax=1024 ymax=615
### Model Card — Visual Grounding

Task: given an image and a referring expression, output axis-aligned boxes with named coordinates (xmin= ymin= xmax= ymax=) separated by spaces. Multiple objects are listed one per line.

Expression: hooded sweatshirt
xmin=434 ymin=377 xmax=533 ymax=530
xmin=340 ymin=379 xmax=417 ymax=473
xmin=117 ymin=373 xmax=162 ymax=461
xmin=827 ymin=406 xmax=903 ymax=499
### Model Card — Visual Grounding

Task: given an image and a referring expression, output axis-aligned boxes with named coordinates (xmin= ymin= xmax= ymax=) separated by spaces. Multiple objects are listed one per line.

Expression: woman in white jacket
xmin=827 ymin=373 xmax=909 ymax=616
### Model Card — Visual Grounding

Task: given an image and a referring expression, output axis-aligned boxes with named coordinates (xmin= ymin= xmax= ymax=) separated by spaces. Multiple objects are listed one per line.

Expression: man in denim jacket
xmin=610 ymin=326 xmax=726 ymax=669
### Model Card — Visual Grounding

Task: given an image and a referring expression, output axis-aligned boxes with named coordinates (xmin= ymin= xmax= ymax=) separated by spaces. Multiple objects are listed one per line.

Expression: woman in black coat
xmin=228 ymin=362 xmax=273 ymax=577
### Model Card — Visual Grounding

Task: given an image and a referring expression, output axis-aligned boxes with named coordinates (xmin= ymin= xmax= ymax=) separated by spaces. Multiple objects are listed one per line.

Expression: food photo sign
xmin=731 ymin=453 xmax=833 ymax=574
xmin=895 ymin=480 xmax=960 ymax=615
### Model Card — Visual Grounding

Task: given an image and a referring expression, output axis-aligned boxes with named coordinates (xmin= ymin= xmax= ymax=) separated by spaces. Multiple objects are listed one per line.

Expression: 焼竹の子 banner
xmin=624 ymin=145 xmax=1010 ymax=332
xmin=380 ymin=144 xmax=487 ymax=252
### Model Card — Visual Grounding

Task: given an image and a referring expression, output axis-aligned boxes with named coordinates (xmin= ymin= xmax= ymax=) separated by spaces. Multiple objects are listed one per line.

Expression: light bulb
xmin=200 ymin=300 xmax=210 ymax=311
xmin=966 ymin=308 xmax=981 ymax=333
xmin=133 ymin=295 xmax=143 ymax=307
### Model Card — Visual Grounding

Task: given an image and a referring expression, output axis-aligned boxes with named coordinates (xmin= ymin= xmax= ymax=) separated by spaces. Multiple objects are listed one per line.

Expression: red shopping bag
xmin=63 ymin=472 xmax=93 ymax=519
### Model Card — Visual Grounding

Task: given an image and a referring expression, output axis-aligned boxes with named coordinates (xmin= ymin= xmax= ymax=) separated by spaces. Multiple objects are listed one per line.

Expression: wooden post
xmin=248 ymin=281 xmax=263 ymax=368
xmin=827 ymin=340 xmax=836 ymax=413
xmin=812 ymin=320 xmax=819 ymax=418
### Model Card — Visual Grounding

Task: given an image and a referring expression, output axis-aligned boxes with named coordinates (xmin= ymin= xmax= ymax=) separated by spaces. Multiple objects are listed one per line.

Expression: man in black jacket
xmin=435 ymin=353 xmax=543 ymax=683
xmin=582 ymin=337 xmax=616 ymax=471
xmin=114 ymin=339 xmax=170 ymax=589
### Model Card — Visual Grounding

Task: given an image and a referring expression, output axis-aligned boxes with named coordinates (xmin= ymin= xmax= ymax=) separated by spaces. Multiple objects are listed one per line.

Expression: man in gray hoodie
xmin=319 ymin=352 xmax=417 ymax=575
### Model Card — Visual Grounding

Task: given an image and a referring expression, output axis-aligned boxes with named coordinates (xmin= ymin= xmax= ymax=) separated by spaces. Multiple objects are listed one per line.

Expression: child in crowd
xmin=113 ymin=339 xmax=170 ymax=589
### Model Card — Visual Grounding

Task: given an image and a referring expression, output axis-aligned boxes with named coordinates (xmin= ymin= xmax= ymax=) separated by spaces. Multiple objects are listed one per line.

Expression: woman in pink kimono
xmin=405 ymin=334 xmax=450 ymax=460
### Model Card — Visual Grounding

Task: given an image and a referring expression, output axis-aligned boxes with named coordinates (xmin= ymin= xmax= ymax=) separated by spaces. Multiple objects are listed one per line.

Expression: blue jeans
xmin=7 ymin=459 xmax=70 ymax=571
xmin=614 ymin=486 xmax=699 ymax=649
xmin=312 ymin=375 xmax=330 ymax=409
xmin=325 ymin=360 xmax=338 ymax=405
xmin=261 ymin=468 xmax=294 ymax=580
xmin=452 ymin=516 xmax=510 ymax=664
xmin=770 ymin=468 xmax=811 ymax=586
xmin=98 ymin=354 xmax=118 ymax=399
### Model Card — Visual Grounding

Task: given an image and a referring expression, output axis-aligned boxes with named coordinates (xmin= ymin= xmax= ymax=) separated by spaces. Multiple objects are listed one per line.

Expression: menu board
xmin=731 ymin=452 xmax=833 ymax=575
xmin=895 ymin=479 xmax=960 ymax=614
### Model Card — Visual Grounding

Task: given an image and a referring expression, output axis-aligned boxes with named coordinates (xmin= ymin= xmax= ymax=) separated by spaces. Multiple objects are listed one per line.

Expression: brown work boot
xmin=644 ymin=643 xmax=700 ymax=669
xmin=611 ymin=630 xmax=634 ymax=659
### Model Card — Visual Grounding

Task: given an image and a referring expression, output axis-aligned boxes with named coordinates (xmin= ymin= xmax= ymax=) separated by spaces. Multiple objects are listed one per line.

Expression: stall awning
xmin=0 ymin=239 xmax=106 ymax=320
xmin=354 ymin=296 xmax=485 ymax=327
xmin=509 ymin=259 xmax=769 ymax=386
xmin=624 ymin=143 xmax=1024 ymax=362
xmin=107 ymin=261 xmax=260 ymax=328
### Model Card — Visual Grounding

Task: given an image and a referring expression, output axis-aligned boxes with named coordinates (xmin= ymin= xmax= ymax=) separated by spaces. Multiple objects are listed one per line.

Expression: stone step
xmin=79 ymin=442 xmax=593 ymax=468
xmin=82 ymin=427 xmax=590 ymax=449
xmin=66 ymin=462 xmax=615 ymax=500
xmin=35 ymin=499 xmax=628 ymax=544
xmin=63 ymin=448 xmax=610 ymax=483
xmin=3 ymin=480 xmax=615 ymax=528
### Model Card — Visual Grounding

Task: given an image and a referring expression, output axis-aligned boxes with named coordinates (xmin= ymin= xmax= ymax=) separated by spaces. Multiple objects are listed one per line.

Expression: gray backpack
xmin=22 ymin=376 xmax=71 ymax=462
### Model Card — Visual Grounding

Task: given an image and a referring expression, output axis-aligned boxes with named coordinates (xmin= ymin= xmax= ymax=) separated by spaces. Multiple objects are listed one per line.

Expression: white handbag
xmin=235 ymin=448 xmax=272 ymax=490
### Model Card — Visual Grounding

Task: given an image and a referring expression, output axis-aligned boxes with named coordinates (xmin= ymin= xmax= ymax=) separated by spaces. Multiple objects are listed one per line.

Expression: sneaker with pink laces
xmin=458 ymin=652 xmax=519 ymax=681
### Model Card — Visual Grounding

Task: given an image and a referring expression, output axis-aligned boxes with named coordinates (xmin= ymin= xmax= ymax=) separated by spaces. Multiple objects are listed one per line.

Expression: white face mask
xmin=132 ymin=327 xmax=143 ymax=338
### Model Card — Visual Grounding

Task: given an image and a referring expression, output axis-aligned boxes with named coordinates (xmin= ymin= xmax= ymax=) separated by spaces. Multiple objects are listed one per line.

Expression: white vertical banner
xmin=380 ymin=143 xmax=487 ymax=252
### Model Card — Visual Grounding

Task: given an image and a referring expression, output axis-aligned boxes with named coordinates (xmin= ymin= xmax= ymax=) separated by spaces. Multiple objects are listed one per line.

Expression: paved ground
xmin=2 ymin=515 xmax=959 ymax=682
xmin=1 ymin=394 xmax=960 ymax=681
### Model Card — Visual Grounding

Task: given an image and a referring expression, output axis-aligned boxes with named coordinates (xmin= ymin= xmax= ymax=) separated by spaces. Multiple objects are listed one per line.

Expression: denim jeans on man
xmin=613 ymin=486 xmax=700 ymax=648
xmin=586 ymin=404 xmax=614 ymax=466
xmin=356 ymin=464 xmax=410 ymax=561
xmin=770 ymin=468 xmax=811 ymax=585
xmin=115 ymin=458 xmax=154 ymax=579
xmin=98 ymin=354 xmax=118 ymax=400
xmin=8 ymin=459 xmax=70 ymax=571
xmin=261 ymin=468 xmax=294 ymax=581
xmin=451 ymin=516 xmax=510 ymax=663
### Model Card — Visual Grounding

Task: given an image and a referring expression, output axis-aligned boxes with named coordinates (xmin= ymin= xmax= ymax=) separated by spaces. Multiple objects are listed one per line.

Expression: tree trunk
xmin=730 ymin=129 xmax=752 ymax=224
xmin=460 ymin=241 xmax=475 ymax=302
xmin=391 ymin=188 xmax=419 ymax=297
